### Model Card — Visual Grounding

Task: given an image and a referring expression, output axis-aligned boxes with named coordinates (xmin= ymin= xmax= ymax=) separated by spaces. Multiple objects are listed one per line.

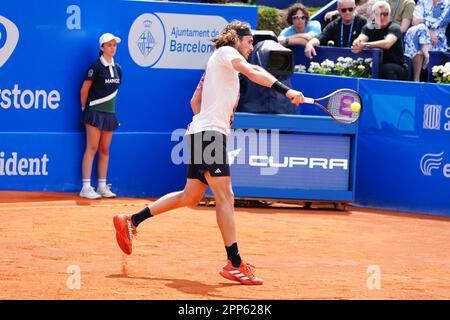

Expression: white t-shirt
xmin=186 ymin=46 xmax=244 ymax=137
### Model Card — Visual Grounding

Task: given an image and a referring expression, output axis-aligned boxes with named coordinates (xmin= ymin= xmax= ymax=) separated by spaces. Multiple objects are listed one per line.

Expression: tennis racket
xmin=301 ymin=89 xmax=362 ymax=124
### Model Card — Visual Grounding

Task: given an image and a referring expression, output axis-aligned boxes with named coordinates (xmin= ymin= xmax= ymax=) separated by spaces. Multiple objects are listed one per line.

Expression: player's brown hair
xmin=211 ymin=20 xmax=251 ymax=49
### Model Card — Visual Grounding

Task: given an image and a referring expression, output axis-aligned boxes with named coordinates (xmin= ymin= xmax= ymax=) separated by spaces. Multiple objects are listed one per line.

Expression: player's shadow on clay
xmin=105 ymin=273 xmax=244 ymax=298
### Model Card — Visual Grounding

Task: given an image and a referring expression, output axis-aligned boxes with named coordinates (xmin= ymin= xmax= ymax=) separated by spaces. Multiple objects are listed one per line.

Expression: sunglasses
xmin=379 ymin=12 xmax=389 ymax=17
xmin=292 ymin=15 xmax=307 ymax=21
xmin=340 ymin=7 xmax=354 ymax=13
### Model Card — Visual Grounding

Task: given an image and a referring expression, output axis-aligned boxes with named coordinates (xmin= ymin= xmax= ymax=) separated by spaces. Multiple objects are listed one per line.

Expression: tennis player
xmin=114 ymin=20 xmax=304 ymax=285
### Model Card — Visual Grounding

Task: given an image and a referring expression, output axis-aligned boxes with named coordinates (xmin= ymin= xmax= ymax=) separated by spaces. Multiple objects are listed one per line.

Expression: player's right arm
xmin=80 ymin=80 xmax=93 ymax=111
xmin=231 ymin=58 xmax=304 ymax=105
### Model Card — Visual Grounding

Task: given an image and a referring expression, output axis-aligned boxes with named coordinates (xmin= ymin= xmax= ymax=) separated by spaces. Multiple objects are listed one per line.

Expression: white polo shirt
xmin=186 ymin=46 xmax=244 ymax=137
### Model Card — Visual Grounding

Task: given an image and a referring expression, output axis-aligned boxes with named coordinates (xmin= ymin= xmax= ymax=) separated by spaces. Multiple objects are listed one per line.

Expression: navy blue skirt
xmin=81 ymin=109 xmax=119 ymax=131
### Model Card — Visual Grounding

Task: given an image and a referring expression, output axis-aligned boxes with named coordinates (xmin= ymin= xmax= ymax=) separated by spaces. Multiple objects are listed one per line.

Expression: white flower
xmin=321 ymin=59 xmax=335 ymax=68
xmin=364 ymin=58 xmax=372 ymax=64
xmin=345 ymin=57 xmax=353 ymax=63
xmin=443 ymin=63 xmax=450 ymax=73
xmin=308 ymin=62 xmax=321 ymax=73
xmin=294 ymin=64 xmax=307 ymax=72
xmin=337 ymin=57 xmax=345 ymax=62
xmin=358 ymin=65 xmax=365 ymax=70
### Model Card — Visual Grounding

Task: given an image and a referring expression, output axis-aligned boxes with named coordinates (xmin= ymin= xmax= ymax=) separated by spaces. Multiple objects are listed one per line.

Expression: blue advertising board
xmin=289 ymin=73 xmax=450 ymax=217
xmin=230 ymin=131 xmax=351 ymax=194
xmin=355 ymin=79 xmax=450 ymax=216
xmin=0 ymin=0 xmax=257 ymax=195
xmin=2 ymin=0 xmax=450 ymax=217
xmin=227 ymin=112 xmax=357 ymax=201
xmin=0 ymin=0 xmax=257 ymax=133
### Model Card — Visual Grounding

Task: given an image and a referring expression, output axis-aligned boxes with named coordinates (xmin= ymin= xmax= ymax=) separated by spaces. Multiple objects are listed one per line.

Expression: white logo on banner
xmin=129 ymin=13 xmax=166 ymax=67
xmin=129 ymin=13 xmax=226 ymax=69
xmin=420 ymin=152 xmax=444 ymax=176
xmin=423 ymin=104 xmax=441 ymax=130
xmin=0 ymin=15 xmax=19 ymax=68
xmin=227 ymin=149 xmax=241 ymax=165
xmin=0 ymin=151 xmax=49 ymax=176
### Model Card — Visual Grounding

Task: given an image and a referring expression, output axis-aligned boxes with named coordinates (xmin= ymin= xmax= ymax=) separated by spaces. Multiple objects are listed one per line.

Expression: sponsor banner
xmin=128 ymin=12 xmax=226 ymax=69
xmin=0 ymin=15 xmax=19 ymax=68
xmin=229 ymin=130 xmax=351 ymax=191
xmin=0 ymin=0 xmax=257 ymax=132
xmin=0 ymin=132 xmax=185 ymax=196
xmin=355 ymin=78 xmax=450 ymax=216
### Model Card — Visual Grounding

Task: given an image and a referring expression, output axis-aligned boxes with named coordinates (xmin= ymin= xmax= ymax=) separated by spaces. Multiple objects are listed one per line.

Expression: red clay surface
xmin=1 ymin=191 xmax=449 ymax=300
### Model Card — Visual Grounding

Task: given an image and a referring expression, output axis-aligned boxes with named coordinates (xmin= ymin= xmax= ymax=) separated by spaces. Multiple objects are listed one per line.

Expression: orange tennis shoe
xmin=219 ymin=260 xmax=263 ymax=285
xmin=113 ymin=214 xmax=137 ymax=255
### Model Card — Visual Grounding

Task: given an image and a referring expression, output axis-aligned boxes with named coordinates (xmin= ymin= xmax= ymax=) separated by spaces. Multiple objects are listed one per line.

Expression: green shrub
xmin=257 ymin=5 xmax=285 ymax=35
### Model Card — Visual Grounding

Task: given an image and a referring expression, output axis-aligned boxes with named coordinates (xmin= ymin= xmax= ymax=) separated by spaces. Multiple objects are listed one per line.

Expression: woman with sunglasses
xmin=278 ymin=3 xmax=322 ymax=47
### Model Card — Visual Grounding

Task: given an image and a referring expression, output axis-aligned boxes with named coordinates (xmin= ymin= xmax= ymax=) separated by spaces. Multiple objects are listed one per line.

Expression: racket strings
xmin=327 ymin=91 xmax=361 ymax=123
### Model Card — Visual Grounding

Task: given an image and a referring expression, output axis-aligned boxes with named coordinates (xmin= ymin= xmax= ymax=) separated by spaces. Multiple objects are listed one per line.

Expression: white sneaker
xmin=80 ymin=186 xmax=101 ymax=200
xmin=97 ymin=184 xmax=116 ymax=198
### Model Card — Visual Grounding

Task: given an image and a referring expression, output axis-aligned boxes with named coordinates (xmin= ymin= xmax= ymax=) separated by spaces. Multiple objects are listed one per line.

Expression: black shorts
xmin=186 ymin=130 xmax=230 ymax=185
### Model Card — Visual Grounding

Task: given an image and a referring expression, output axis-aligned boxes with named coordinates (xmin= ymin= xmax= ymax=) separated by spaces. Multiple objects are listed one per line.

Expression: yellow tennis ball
xmin=350 ymin=102 xmax=361 ymax=112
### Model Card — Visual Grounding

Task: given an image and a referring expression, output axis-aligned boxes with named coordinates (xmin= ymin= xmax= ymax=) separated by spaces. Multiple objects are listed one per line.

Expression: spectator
xmin=325 ymin=0 xmax=414 ymax=32
xmin=305 ymin=0 xmax=367 ymax=59
xmin=351 ymin=1 xmax=409 ymax=80
xmin=79 ymin=33 xmax=122 ymax=199
xmin=278 ymin=3 xmax=322 ymax=46
xmin=325 ymin=0 xmax=375 ymax=21
xmin=388 ymin=0 xmax=416 ymax=33
xmin=404 ymin=0 xmax=450 ymax=82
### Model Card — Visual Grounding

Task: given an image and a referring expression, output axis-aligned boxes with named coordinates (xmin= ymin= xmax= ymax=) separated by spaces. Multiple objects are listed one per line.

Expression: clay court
xmin=1 ymin=191 xmax=449 ymax=300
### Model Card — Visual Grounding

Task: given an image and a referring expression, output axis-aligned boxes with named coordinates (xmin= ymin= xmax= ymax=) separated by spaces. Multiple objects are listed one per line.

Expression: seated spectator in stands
xmin=278 ymin=3 xmax=322 ymax=46
xmin=351 ymin=1 xmax=409 ymax=80
xmin=326 ymin=0 xmax=414 ymax=33
xmin=404 ymin=0 xmax=450 ymax=82
xmin=305 ymin=0 xmax=367 ymax=59
xmin=388 ymin=0 xmax=416 ymax=33
xmin=325 ymin=0 xmax=375 ymax=21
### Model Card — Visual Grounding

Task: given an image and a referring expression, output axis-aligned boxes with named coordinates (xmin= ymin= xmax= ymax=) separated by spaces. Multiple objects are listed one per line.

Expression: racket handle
xmin=303 ymin=97 xmax=314 ymax=104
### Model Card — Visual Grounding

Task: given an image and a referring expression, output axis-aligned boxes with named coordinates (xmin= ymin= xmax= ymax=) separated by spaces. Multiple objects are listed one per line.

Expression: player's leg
xmin=80 ymin=124 xmax=102 ymax=199
xmin=148 ymin=178 xmax=208 ymax=215
xmin=204 ymin=173 xmax=236 ymax=246
xmin=113 ymin=178 xmax=208 ymax=255
xmin=96 ymin=130 xmax=116 ymax=197
xmin=204 ymin=172 xmax=263 ymax=285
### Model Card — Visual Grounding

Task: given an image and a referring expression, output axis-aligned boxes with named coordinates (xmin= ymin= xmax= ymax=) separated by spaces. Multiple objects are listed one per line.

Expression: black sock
xmin=131 ymin=207 xmax=153 ymax=227
xmin=225 ymin=242 xmax=242 ymax=268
